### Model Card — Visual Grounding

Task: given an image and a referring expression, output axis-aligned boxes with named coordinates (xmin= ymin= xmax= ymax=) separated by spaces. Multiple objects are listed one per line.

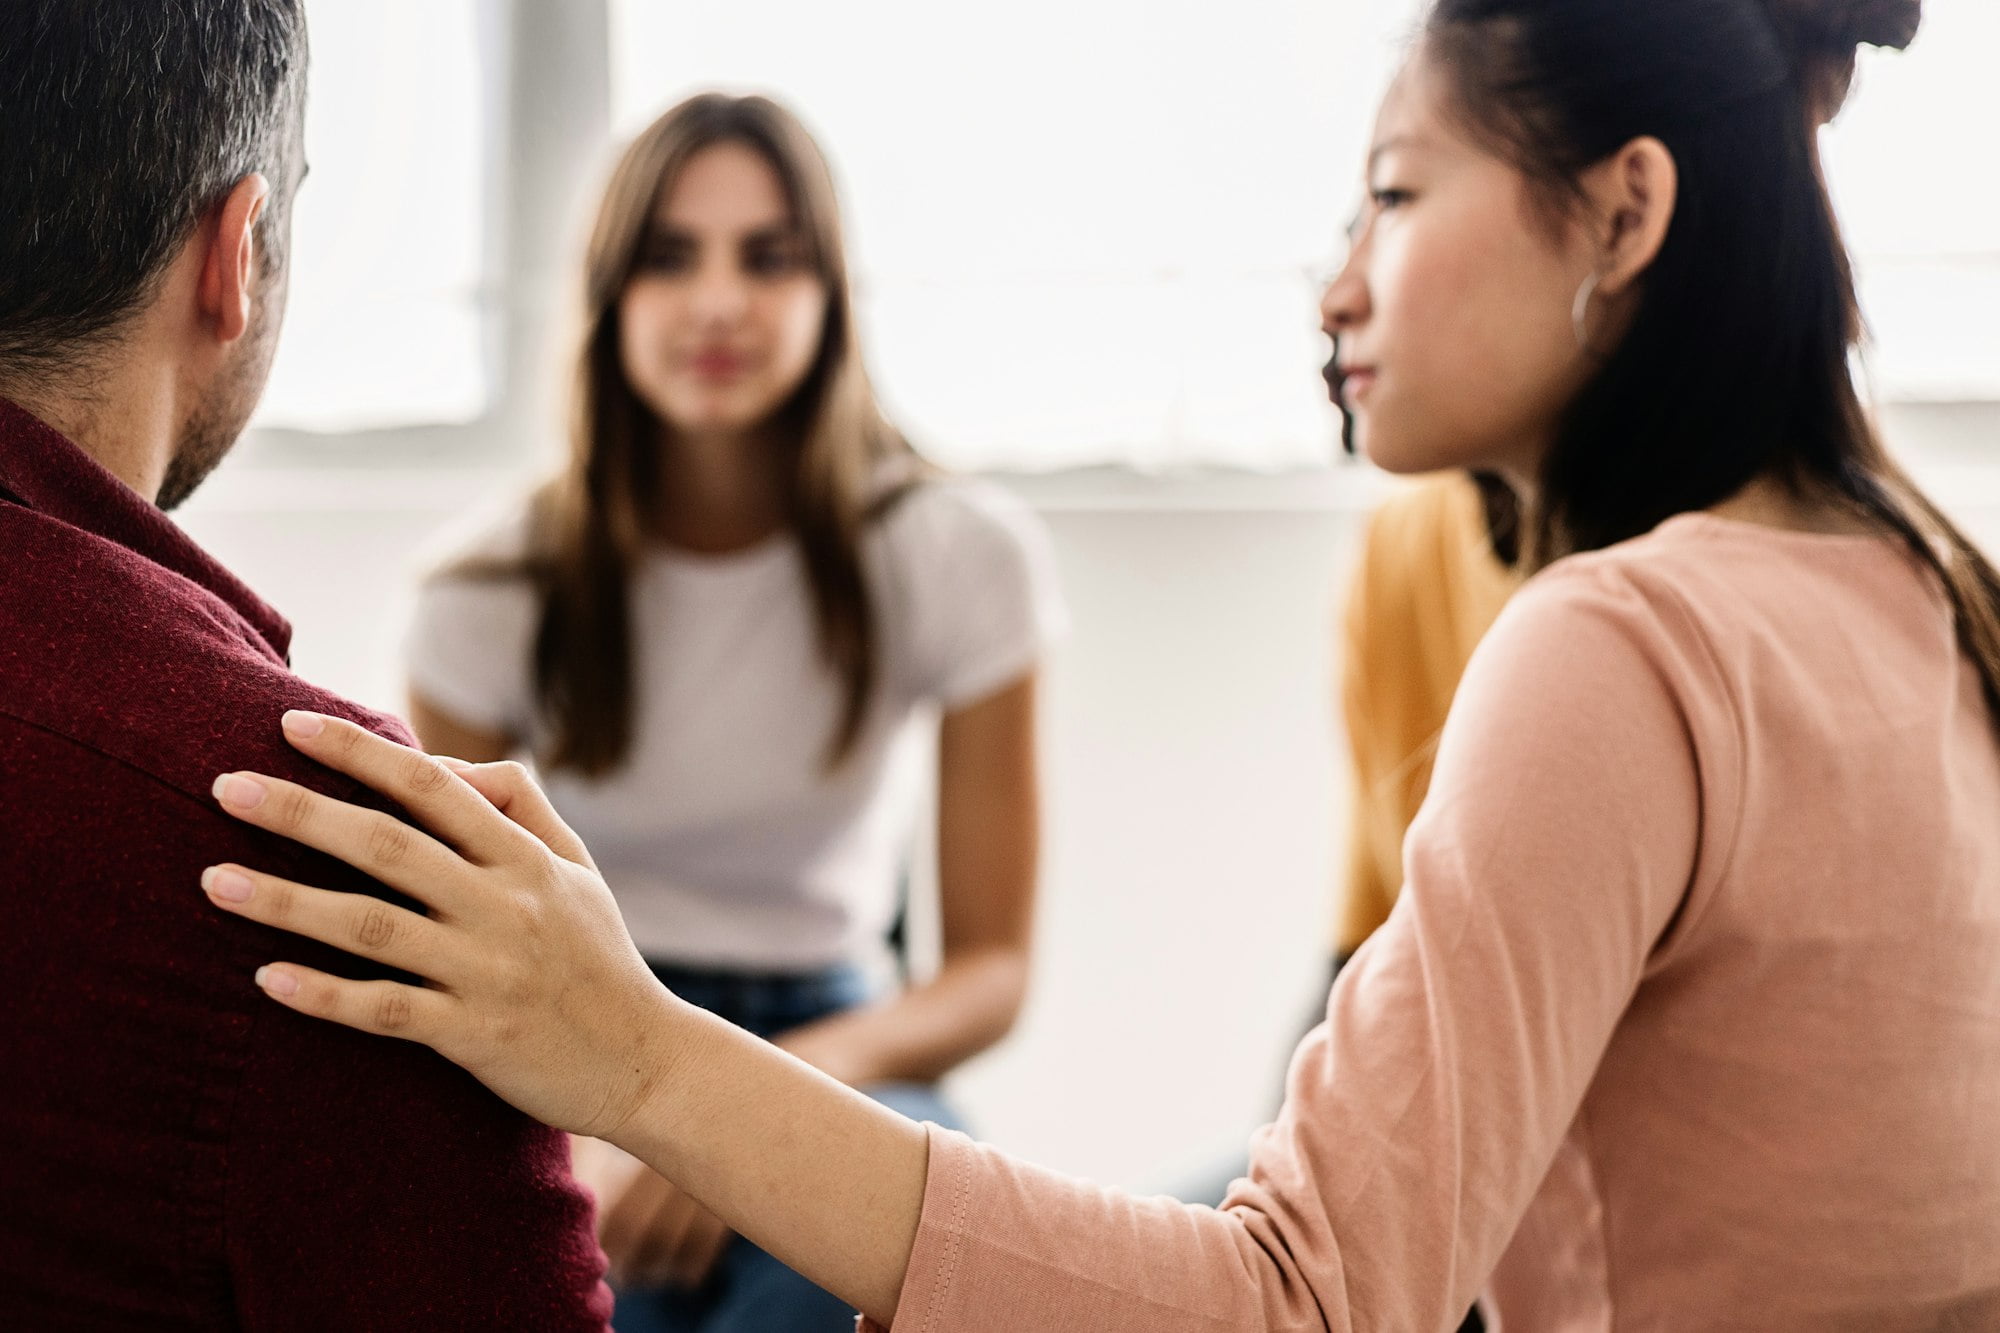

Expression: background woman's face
xmin=1322 ymin=49 xmax=1597 ymax=481
xmin=617 ymin=141 xmax=830 ymax=440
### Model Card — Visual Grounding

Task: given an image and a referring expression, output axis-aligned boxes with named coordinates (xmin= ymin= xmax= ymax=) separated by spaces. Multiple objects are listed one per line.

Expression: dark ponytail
xmin=1761 ymin=0 xmax=1924 ymax=124
xmin=1759 ymin=0 xmax=1921 ymax=56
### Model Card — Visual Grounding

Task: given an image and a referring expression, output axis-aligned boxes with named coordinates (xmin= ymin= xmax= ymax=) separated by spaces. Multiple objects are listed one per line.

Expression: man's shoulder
xmin=0 ymin=720 xmax=612 ymax=1329
xmin=0 ymin=498 xmax=411 ymax=807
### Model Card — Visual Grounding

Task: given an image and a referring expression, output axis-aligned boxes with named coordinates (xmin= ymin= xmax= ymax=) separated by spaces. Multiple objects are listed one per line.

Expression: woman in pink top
xmin=199 ymin=0 xmax=2000 ymax=1326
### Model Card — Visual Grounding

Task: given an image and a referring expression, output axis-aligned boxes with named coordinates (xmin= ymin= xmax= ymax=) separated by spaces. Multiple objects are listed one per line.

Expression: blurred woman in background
xmin=400 ymin=93 xmax=1063 ymax=1331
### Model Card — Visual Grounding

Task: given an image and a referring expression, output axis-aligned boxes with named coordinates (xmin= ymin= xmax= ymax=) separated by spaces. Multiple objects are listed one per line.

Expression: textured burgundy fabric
xmin=0 ymin=399 xmax=613 ymax=1330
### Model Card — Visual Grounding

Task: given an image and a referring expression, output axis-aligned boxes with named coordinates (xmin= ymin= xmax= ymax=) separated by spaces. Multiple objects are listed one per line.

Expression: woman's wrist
xmin=594 ymin=983 xmax=708 ymax=1153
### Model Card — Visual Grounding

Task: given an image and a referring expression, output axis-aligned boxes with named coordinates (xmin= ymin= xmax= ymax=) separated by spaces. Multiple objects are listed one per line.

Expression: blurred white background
xmin=195 ymin=0 xmax=2000 ymax=1190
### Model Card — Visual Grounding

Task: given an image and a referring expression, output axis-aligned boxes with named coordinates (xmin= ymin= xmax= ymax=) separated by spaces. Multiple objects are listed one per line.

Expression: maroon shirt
xmin=0 ymin=400 xmax=613 ymax=1329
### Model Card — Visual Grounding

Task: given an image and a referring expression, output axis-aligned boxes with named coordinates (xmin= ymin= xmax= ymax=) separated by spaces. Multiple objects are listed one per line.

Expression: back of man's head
xmin=0 ymin=1 xmax=308 ymax=388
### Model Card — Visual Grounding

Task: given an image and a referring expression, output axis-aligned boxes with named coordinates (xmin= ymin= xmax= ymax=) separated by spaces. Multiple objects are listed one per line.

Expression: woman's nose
xmin=689 ymin=262 xmax=750 ymax=323
xmin=1320 ymin=251 xmax=1369 ymax=335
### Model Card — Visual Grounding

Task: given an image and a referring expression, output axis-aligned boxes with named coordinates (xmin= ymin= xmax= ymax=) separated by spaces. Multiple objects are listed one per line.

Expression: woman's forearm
xmin=619 ymin=996 xmax=932 ymax=1324
xmin=780 ymin=947 xmax=1028 ymax=1087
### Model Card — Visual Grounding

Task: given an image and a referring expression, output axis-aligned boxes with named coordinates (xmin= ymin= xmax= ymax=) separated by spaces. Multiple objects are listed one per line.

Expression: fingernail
xmin=202 ymin=866 xmax=255 ymax=904
xmin=213 ymin=774 xmax=267 ymax=810
xmin=282 ymin=710 xmax=326 ymax=739
xmin=438 ymin=756 xmax=474 ymax=773
xmin=255 ymin=966 xmax=299 ymax=998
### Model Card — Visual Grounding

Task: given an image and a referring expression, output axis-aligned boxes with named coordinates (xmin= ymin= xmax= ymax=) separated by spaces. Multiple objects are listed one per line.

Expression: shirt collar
xmin=0 ymin=397 xmax=293 ymax=661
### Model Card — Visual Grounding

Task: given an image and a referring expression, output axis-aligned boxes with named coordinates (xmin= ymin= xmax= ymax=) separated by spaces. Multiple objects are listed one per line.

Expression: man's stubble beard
xmin=156 ymin=277 xmax=286 ymax=513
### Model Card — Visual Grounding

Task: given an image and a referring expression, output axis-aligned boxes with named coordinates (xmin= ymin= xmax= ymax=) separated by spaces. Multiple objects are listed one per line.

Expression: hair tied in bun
xmin=1760 ymin=0 xmax=1924 ymax=55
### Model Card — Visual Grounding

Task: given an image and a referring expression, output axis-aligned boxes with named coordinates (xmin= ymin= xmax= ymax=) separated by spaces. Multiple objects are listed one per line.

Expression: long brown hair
xmin=1423 ymin=0 xmax=2000 ymax=722
xmin=502 ymin=94 xmax=925 ymax=777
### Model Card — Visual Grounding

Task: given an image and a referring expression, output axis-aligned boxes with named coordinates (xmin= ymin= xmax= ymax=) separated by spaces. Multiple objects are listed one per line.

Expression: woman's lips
xmin=1339 ymin=368 xmax=1378 ymax=405
xmin=686 ymin=350 xmax=749 ymax=380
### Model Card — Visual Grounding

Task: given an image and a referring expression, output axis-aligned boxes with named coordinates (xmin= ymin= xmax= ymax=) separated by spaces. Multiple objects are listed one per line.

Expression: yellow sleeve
xmin=1335 ymin=493 xmax=1418 ymax=955
xmin=1334 ymin=476 xmax=1517 ymax=957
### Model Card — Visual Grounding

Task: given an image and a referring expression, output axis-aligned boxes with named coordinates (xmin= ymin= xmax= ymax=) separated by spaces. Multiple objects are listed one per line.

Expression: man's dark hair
xmin=0 ymin=0 xmax=308 ymax=382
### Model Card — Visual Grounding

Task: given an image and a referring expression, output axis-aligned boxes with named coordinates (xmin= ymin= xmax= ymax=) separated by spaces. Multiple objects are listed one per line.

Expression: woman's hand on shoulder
xmin=201 ymin=711 xmax=678 ymax=1141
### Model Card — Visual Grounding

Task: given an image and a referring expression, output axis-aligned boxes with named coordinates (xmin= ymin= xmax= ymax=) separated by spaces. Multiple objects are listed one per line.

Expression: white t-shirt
xmin=404 ymin=479 xmax=1066 ymax=971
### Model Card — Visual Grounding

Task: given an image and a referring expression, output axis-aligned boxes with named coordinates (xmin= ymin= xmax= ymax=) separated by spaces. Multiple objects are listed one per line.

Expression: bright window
xmin=1822 ymin=0 xmax=2000 ymax=402
xmin=610 ymin=0 xmax=1434 ymax=471
xmin=254 ymin=0 xmax=490 ymax=433
xmin=610 ymin=0 xmax=1995 ymax=470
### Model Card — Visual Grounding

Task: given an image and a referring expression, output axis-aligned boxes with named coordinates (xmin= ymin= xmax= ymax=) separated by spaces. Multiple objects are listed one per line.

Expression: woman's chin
xmin=1357 ymin=421 xmax=1485 ymax=479
xmin=660 ymin=401 xmax=774 ymax=439
xmin=1356 ymin=429 xmax=1431 ymax=477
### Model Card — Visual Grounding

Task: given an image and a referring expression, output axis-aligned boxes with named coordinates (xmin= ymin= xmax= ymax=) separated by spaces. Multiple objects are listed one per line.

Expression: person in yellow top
xmin=1334 ymin=470 xmax=1520 ymax=966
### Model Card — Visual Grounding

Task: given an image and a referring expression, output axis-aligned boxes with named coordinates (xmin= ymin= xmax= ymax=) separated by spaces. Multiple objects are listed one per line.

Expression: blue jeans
xmin=610 ymin=961 xmax=963 ymax=1333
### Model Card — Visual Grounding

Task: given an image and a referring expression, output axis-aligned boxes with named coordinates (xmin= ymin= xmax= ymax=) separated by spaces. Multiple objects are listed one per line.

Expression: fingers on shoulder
xmin=257 ymin=964 xmax=446 ymax=1041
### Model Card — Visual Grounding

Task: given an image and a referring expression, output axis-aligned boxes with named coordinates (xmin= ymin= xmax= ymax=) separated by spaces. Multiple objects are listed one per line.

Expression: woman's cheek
xmin=615 ymin=290 xmax=683 ymax=417
xmin=616 ymin=295 xmax=651 ymax=370
xmin=621 ymin=286 xmax=675 ymax=357
xmin=773 ymin=288 xmax=830 ymax=384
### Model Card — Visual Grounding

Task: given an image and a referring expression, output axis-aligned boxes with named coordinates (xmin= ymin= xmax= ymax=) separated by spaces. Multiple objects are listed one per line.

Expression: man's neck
xmin=6 ymin=355 xmax=178 ymax=505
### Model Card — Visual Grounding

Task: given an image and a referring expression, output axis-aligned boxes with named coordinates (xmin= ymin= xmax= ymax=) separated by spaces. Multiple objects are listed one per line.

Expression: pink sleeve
xmin=867 ymin=564 xmax=1715 ymax=1331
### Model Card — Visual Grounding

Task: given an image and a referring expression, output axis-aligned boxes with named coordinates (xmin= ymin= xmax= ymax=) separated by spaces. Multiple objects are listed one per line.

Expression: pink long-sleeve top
xmin=868 ymin=513 xmax=2000 ymax=1331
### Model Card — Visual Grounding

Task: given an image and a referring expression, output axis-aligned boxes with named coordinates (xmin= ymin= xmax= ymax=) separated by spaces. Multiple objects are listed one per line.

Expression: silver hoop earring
xmin=1572 ymin=272 xmax=1602 ymax=351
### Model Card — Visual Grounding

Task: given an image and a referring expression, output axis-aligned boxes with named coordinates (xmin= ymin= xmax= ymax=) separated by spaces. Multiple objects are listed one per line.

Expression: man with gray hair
xmin=0 ymin=4 xmax=611 ymax=1325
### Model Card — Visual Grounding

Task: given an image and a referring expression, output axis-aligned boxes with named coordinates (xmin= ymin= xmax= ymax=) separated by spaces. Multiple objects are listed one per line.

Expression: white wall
xmin=964 ymin=503 xmax=1359 ymax=1190
xmin=175 ymin=403 xmax=2000 ymax=1194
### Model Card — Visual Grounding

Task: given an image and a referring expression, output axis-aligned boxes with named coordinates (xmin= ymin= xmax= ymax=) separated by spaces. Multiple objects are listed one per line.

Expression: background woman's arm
xmin=778 ymin=673 xmax=1041 ymax=1086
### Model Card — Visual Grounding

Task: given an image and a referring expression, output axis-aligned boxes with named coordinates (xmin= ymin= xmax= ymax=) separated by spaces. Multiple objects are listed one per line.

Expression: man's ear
xmin=198 ymin=174 xmax=272 ymax=344
xmin=1579 ymin=137 xmax=1677 ymax=298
